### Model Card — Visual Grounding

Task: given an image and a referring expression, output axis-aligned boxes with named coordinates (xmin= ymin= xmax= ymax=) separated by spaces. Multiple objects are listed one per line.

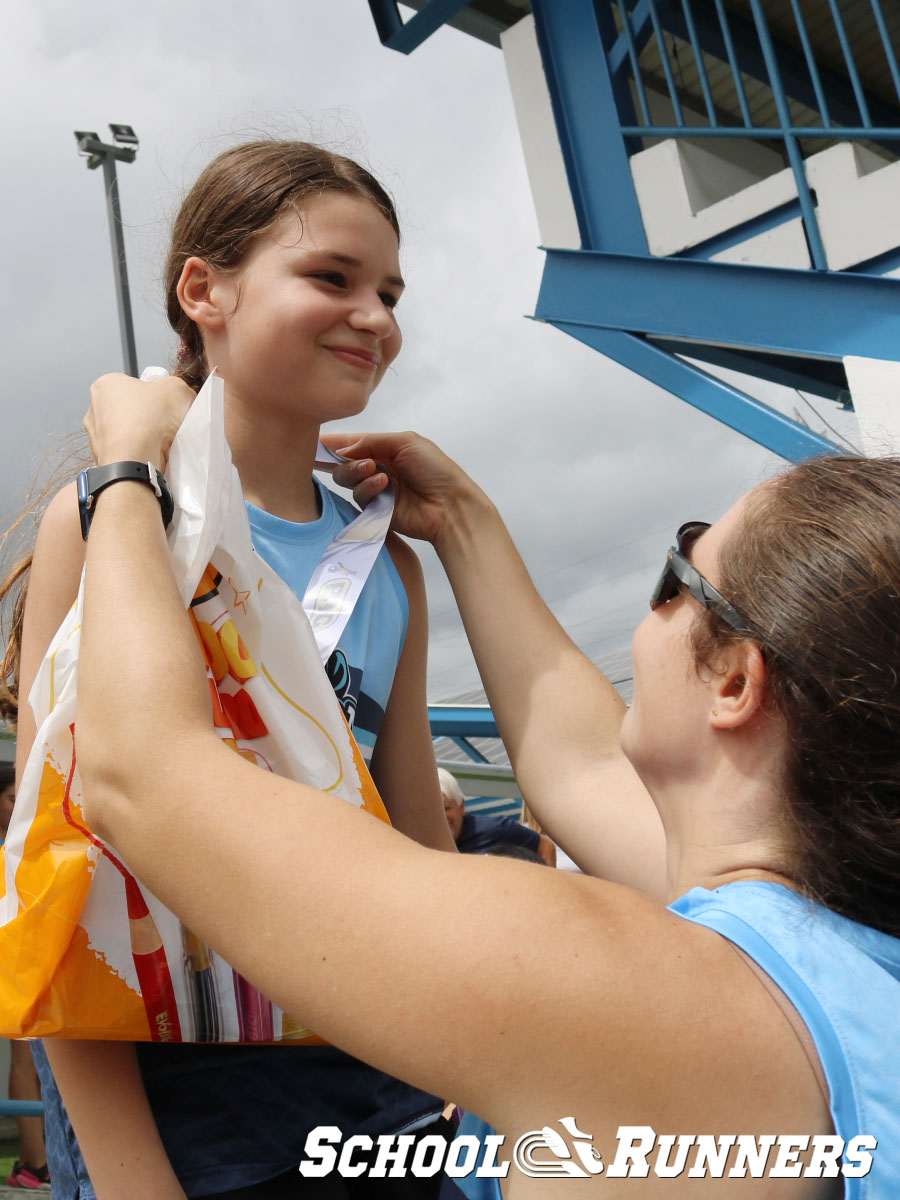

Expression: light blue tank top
xmin=671 ymin=881 xmax=900 ymax=1197
xmin=246 ymin=479 xmax=409 ymax=761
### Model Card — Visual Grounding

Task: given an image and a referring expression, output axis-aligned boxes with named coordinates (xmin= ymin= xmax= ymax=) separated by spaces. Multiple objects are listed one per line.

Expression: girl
xmin=9 ymin=142 xmax=454 ymax=1198
xmin=79 ymin=377 xmax=900 ymax=1196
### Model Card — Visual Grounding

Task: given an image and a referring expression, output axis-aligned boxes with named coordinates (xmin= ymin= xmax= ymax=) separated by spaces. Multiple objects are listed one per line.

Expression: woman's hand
xmin=85 ymin=374 xmax=195 ymax=471
xmin=321 ymin=432 xmax=487 ymax=551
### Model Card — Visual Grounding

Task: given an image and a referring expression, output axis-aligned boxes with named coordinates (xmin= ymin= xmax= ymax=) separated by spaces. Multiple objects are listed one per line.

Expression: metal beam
xmin=536 ymin=248 xmax=900 ymax=360
xmin=367 ymin=0 xmax=472 ymax=54
xmin=0 ymin=1100 xmax=44 ymax=1117
xmin=650 ymin=338 xmax=849 ymax=405
xmin=544 ymin=325 xmax=842 ymax=461
xmin=446 ymin=735 xmax=491 ymax=763
xmin=609 ymin=0 xmax=655 ymax=75
xmin=531 ymin=0 xmax=649 ymax=252
xmin=428 ymin=705 xmax=499 ymax=737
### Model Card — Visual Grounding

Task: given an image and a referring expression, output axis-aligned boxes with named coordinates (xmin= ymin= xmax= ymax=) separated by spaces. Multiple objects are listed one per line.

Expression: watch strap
xmin=78 ymin=461 xmax=175 ymax=540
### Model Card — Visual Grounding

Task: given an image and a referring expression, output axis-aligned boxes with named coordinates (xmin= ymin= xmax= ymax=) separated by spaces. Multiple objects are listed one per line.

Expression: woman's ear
xmin=176 ymin=258 xmax=228 ymax=331
xmin=710 ymin=641 xmax=768 ymax=731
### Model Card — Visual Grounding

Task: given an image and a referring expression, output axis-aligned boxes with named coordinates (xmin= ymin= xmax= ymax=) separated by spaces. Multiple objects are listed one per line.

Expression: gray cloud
xmin=1 ymin=0 xmax=859 ymax=702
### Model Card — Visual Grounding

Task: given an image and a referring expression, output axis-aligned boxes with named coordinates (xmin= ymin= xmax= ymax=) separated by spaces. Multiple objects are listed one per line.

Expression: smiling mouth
xmin=324 ymin=346 xmax=378 ymax=372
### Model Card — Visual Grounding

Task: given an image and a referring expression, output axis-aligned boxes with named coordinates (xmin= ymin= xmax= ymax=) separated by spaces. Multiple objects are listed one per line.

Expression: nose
xmin=348 ymin=290 xmax=396 ymax=341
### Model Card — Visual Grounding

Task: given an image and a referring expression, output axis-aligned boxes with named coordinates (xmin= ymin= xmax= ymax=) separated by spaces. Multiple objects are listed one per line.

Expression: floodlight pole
xmin=75 ymin=132 xmax=139 ymax=377
xmin=99 ymin=151 xmax=138 ymax=378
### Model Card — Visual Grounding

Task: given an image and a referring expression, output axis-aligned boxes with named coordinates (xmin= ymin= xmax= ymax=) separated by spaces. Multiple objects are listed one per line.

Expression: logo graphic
xmin=513 ymin=1118 xmax=604 ymax=1178
xmin=299 ymin=1123 xmax=877 ymax=1181
xmin=325 ymin=649 xmax=357 ymax=723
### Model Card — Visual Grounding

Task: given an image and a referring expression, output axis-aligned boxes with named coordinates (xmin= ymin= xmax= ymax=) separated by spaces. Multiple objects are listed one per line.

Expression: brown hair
xmin=692 ymin=455 xmax=900 ymax=936
xmin=0 ymin=142 xmax=399 ymax=723
xmin=0 ymin=438 xmax=91 ymax=727
xmin=165 ymin=140 xmax=400 ymax=391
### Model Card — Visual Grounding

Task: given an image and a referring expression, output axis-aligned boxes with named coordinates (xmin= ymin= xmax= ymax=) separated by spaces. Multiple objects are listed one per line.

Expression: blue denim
xmin=30 ymin=1041 xmax=95 ymax=1199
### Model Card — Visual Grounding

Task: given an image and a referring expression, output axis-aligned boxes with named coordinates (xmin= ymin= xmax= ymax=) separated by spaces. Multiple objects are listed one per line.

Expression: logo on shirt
xmin=325 ymin=649 xmax=357 ymax=724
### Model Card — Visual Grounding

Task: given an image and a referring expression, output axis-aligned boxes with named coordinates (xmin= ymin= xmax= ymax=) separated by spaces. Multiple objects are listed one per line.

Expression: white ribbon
xmin=305 ymin=443 xmax=394 ymax=665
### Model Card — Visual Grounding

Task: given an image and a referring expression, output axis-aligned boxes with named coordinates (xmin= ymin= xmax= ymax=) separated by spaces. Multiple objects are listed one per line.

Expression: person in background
xmin=439 ymin=769 xmax=556 ymax=866
xmin=0 ymin=764 xmax=50 ymax=1190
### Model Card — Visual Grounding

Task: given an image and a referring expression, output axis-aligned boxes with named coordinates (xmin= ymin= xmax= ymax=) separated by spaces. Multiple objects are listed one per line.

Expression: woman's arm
xmin=369 ymin=534 xmax=456 ymax=852
xmin=16 ymin=483 xmax=186 ymax=1200
xmin=325 ymin=433 xmax=666 ymax=896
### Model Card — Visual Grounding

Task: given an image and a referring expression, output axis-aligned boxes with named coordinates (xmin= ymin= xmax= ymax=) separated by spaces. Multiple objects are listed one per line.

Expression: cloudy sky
xmin=1 ymin=0 xmax=859 ymax=703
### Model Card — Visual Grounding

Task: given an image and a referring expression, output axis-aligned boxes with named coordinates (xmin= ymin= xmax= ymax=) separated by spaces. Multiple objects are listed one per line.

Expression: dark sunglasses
xmin=650 ymin=522 xmax=751 ymax=633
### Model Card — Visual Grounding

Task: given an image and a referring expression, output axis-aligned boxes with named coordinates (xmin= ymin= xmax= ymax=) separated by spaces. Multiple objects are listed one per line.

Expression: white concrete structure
xmin=500 ymin=15 xmax=580 ymax=250
xmin=629 ymin=138 xmax=810 ymax=267
xmin=843 ymin=356 xmax=900 ymax=454
xmin=806 ymin=143 xmax=900 ymax=271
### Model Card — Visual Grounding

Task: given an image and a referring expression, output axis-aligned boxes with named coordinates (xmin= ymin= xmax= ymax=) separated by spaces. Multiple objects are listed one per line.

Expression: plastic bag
xmin=0 ymin=374 xmax=391 ymax=1042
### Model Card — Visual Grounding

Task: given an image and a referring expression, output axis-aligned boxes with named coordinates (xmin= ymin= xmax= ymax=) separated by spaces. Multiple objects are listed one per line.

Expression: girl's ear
xmin=709 ymin=641 xmax=768 ymax=732
xmin=176 ymin=258 xmax=228 ymax=331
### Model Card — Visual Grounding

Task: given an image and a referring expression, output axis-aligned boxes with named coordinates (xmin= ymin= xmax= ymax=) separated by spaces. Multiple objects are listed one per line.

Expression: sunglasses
xmin=650 ymin=522 xmax=751 ymax=633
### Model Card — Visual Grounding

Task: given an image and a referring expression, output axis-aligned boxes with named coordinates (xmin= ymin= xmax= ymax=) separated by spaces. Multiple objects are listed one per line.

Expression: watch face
xmin=77 ymin=471 xmax=91 ymax=541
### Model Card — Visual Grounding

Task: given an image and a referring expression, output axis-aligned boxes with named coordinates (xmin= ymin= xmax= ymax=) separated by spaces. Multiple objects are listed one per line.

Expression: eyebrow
xmin=320 ymin=251 xmax=405 ymax=290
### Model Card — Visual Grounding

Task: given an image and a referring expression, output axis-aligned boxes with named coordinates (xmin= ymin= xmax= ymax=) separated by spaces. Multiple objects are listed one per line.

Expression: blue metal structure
xmin=369 ymin=0 xmax=900 ymax=463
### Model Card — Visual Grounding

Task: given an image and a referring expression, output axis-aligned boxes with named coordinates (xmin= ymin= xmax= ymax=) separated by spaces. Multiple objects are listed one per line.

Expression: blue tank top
xmin=671 ymin=881 xmax=900 ymax=1198
xmin=247 ymin=480 xmax=409 ymax=759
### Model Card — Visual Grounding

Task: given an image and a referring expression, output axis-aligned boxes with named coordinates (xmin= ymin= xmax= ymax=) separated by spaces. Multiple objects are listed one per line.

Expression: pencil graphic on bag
xmin=233 ymin=971 xmax=274 ymax=1041
xmin=182 ymin=928 xmax=221 ymax=1043
xmin=125 ymin=876 xmax=182 ymax=1043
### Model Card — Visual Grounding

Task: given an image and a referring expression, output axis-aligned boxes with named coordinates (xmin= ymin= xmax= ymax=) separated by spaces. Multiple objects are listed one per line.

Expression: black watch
xmin=77 ymin=461 xmax=175 ymax=541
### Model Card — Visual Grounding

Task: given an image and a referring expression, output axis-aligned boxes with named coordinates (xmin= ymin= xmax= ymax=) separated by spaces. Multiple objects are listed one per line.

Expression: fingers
xmin=330 ymin=456 xmax=389 ymax=510
xmin=319 ymin=431 xmax=419 ymax=461
xmin=351 ymin=474 xmax=390 ymax=509
xmin=331 ymin=457 xmax=380 ymax=488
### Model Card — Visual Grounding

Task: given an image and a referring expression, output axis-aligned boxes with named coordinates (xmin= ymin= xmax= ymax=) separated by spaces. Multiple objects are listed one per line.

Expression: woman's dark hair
xmin=691 ymin=455 xmax=900 ymax=936
xmin=166 ymin=140 xmax=400 ymax=391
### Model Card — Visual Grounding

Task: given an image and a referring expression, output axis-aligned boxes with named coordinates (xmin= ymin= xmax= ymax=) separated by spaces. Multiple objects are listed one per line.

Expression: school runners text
xmin=299 ymin=1120 xmax=876 ymax=1180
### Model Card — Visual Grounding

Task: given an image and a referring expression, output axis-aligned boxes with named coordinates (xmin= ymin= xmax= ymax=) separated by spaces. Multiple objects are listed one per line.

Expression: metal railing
xmin=603 ymin=0 xmax=900 ymax=269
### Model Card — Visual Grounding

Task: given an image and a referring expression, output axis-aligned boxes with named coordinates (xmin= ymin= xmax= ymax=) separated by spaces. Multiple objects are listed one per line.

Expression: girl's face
xmin=206 ymin=192 xmax=403 ymax=425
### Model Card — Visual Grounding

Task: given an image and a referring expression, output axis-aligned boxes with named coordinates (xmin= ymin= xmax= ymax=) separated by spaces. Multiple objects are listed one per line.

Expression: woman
xmin=75 ymin=374 xmax=900 ymax=1196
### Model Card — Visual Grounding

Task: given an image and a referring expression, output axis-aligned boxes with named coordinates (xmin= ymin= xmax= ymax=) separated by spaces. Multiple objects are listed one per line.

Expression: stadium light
xmin=73 ymin=124 xmax=140 ymax=376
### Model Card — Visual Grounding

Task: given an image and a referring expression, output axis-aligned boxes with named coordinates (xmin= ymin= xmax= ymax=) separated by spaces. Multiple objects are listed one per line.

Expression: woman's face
xmin=199 ymin=192 xmax=404 ymax=426
xmin=620 ymin=493 xmax=752 ymax=788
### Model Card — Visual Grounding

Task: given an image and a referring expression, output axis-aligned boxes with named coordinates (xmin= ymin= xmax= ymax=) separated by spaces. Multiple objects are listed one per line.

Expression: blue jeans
xmin=30 ymin=1041 xmax=95 ymax=1200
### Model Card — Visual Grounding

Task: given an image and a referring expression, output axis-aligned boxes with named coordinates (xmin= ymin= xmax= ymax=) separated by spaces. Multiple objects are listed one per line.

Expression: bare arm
xmin=17 ymin=484 xmax=185 ymax=1200
xmin=324 ymin=433 xmax=666 ymax=896
xmin=369 ymin=534 xmax=456 ymax=851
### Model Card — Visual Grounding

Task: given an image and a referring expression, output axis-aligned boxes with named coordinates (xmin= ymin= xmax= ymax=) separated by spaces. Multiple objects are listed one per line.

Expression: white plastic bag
xmin=0 ymin=373 xmax=390 ymax=1042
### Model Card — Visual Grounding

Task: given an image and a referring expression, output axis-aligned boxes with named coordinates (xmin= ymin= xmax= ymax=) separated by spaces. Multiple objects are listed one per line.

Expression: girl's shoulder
xmin=32 ymin=482 xmax=86 ymax=595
